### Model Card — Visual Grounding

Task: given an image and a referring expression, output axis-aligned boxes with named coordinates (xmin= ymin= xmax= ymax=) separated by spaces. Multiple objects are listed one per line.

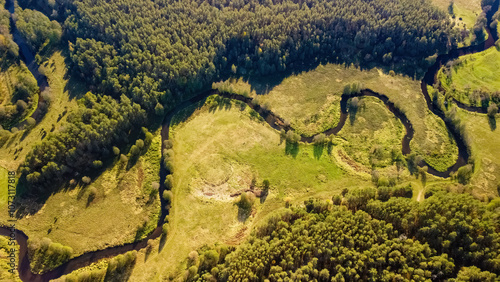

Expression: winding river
xmin=1 ymin=0 xmax=499 ymax=280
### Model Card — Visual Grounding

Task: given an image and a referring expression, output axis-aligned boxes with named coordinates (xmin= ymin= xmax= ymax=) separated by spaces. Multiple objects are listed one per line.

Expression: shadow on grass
xmin=489 ymin=116 xmax=496 ymax=131
xmin=158 ymin=234 xmax=167 ymax=253
xmin=313 ymin=144 xmax=324 ymax=159
xmin=285 ymin=141 xmax=299 ymax=157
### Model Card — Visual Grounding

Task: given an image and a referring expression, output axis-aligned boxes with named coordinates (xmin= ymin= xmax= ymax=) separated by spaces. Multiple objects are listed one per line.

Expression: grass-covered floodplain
xmin=220 ymin=63 xmax=458 ymax=172
xmin=439 ymin=46 xmax=500 ymax=106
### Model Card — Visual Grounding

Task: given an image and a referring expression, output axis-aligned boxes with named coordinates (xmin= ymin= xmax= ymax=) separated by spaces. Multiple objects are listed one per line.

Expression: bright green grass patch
xmin=0 ymin=236 xmax=21 ymax=282
xmin=339 ymin=97 xmax=404 ymax=168
xmin=439 ymin=47 xmax=500 ymax=106
xmin=221 ymin=64 xmax=458 ymax=172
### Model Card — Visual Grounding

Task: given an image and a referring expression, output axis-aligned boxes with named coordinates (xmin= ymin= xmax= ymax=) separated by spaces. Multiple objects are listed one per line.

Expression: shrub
xmin=120 ymin=154 xmax=128 ymax=162
xmin=164 ymin=175 xmax=174 ymax=190
xmin=163 ymin=190 xmax=173 ymax=204
xmin=82 ymin=176 xmax=91 ymax=184
xmin=236 ymin=192 xmax=255 ymax=212
xmin=92 ymin=160 xmax=103 ymax=168
xmin=457 ymin=164 xmax=473 ymax=184
xmin=285 ymin=130 xmax=300 ymax=143
xmin=313 ymin=133 xmax=326 ymax=145
xmin=155 ymin=103 xmax=164 ymax=115
xmin=332 ymin=195 xmax=342 ymax=205
xmin=487 ymin=103 xmax=498 ymax=118
xmin=88 ymin=186 xmax=97 ymax=202
xmin=163 ymin=140 xmax=173 ymax=149
xmin=112 ymin=146 xmax=120 ymax=155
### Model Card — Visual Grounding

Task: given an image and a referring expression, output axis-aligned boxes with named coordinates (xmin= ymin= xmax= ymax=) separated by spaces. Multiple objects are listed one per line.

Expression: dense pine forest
xmin=20 ymin=0 xmax=460 ymax=194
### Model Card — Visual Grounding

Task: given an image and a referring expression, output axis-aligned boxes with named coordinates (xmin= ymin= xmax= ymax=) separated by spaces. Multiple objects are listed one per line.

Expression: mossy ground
xmin=439 ymin=47 xmax=500 ymax=106
xmin=222 ymin=64 xmax=458 ymax=172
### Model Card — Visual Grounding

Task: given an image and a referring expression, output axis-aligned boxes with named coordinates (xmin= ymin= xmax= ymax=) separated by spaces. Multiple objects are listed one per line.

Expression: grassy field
xmin=338 ymin=96 xmax=404 ymax=170
xmin=222 ymin=64 xmax=458 ymax=172
xmin=439 ymin=47 xmax=500 ymax=106
xmin=126 ymin=97 xmax=376 ymax=281
xmin=458 ymin=109 xmax=500 ymax=200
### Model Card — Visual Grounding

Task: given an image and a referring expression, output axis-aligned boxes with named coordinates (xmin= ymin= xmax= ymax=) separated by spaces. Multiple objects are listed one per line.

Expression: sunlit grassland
xmin=0 ymin=236 xmax=21 ymax=281
xmin=338 ymin=96 xmax=404 ymax=169
xmin=127 ymin=98 xmax=374 ymax=281
xmin=439 ymin=47 xmax=500 ymax=106
xmin=222 ymin=64 xmax=458 ymax=172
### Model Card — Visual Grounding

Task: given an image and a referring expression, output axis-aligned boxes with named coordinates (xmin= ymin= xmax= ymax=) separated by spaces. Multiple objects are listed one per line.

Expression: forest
xmin=19 ymin=0 xmax=462 ymax=194
xmin=184 ymin=190 xmax=500 ymax=281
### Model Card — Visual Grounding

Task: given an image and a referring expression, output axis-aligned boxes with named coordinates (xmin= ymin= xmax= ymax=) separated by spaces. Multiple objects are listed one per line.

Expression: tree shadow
xmin=237 ymin=207 xmax=251 ymax=222
xmin=349 ymin=105 xmax=359 ymax=125
xmin=313 ymin=144 xmax=324 ymax=159
xmin=158 ymin=233 xmax=167 ymax=253
xmin=285 ymin=140 xmax=299 ymax=157
xmin=489 ymin=116 xmax=496 ymax=131
xmin=259 ymin=190 xmax=268 ymax=204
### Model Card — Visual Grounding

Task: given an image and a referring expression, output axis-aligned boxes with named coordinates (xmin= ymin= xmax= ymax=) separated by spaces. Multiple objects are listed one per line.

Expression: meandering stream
xmin=1 ymin=0 xmax=498 ymax=280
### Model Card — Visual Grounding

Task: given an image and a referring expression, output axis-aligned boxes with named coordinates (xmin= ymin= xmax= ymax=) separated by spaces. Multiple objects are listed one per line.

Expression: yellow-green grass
xmin=338 ymin=97 xmax=404 ymax=169
xmin=126 ymin=98 xmax=374 ymax=281
xmin=222 ymin=64 xmax=458 ymax=172
xmin=0 ymin=236 xmax=21 ymax=282
xmin=458 ymin=109 xmax=500 ymax=199
xmin=439 ymin=47 xmax=500 ymax=105
xmin=0 ymin=167 xmax=7 ymax=207
xmin=1 ymin=129 xmax=162 ymax=256
xmin=0 ymin=50 xmax=83 ymax=171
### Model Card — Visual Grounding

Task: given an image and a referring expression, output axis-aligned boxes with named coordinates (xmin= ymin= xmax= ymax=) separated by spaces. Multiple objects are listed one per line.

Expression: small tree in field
xmin=82 ymin=176 xmax=91 ymax=184
xmin=488 ymin=103 xmax=498 ymax=118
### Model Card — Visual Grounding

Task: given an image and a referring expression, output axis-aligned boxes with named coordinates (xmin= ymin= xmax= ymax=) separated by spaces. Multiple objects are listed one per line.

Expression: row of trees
xmin=59 ymin=250 xmax=137 ymax=282
xmin=0 ymin=0 xmax=19 ymax=60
